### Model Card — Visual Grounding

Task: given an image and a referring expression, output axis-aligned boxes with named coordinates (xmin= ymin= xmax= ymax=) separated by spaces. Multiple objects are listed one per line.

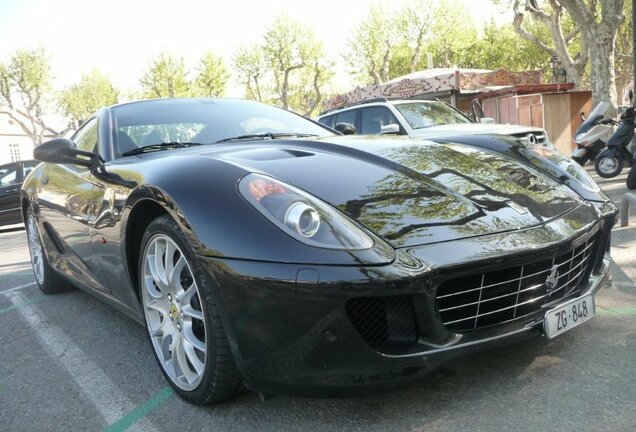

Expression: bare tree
xmin=346 ymin=6 xmax=398 ymax=85
xmin=512 ymin=0 xmax=625 ymax=111
xmin=399 ymin=0 xmax=433 ymax=73
xmin=0 ymin=48 xmax=65 ymax=145
xmin=234 ymin=44 xmax=267 ymax=102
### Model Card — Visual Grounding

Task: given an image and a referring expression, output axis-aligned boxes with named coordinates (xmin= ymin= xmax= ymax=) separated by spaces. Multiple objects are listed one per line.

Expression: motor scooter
xmin=571 ymin=101 xmax=616 ymax=166
xmin=594 ymin=106 xmax=635 ymax=178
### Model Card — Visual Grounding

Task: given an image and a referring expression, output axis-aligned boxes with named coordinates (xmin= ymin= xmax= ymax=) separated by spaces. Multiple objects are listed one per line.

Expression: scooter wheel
xmin=595 ymin=156 xmax=624 ymax=178
xmin=627 ymin=164 xmax=636 ymax=189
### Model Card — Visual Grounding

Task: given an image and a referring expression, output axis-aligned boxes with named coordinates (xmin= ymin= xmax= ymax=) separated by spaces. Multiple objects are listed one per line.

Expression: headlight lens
xmin=526 ymin=144 xmax=600 ymax=192
xmin=239 ymin=173 xmax=374 ymax=250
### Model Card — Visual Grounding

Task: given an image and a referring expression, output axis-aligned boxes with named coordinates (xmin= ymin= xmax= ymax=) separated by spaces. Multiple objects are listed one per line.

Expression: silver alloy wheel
xmin=599 ymin=157 xmax=619 ymax=174
xmin=27 ymin=213 xmax=44 ymax=285
xmin=141 ymin=234 xmax=207 ymax=391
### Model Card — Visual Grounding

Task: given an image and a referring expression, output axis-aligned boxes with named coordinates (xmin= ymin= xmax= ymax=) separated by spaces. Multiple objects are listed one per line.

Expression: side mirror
xmin=34 ymin=138 xmax=97 ymax=167
xmin=380 ymin=124 xmax=400 ymax=135
xmin=334 ymin=122 xmax=356 ymax=135
xmin=479 ymin=117 xmax=495 ymax=124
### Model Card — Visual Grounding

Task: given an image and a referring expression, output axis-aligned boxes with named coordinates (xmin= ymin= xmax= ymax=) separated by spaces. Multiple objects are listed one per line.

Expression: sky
xmin=0 ymin=0 xmax=508 ymax=97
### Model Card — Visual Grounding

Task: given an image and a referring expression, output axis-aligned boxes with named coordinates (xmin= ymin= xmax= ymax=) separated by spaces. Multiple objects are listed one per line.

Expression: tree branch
xmin=556 ymin=0 xmax=594 ymax=26
xmin=0 ymin=110 xmax=36 ymax=140
xmin=513 ymin=12 xmax=557 ymax=55
xmin=564 ymin=26 xmax=580 ymax=43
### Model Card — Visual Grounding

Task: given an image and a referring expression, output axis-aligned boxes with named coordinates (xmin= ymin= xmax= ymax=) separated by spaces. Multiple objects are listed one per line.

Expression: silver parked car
xmin=316 ymin=98 xmax=551 ymax=147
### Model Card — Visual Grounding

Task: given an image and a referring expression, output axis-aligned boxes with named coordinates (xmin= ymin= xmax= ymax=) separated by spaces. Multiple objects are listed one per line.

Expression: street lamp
xmin=549 ymin=55 xmax=567 ymax=83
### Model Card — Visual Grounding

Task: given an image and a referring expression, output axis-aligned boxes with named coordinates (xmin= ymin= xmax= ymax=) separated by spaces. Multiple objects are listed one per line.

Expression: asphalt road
xmin=0 ymin=171 xmax=635 ymax=432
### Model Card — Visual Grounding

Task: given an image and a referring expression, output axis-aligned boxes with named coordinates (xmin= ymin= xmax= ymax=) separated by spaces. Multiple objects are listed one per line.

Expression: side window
xmin=360 ymin=107 xmax=400 ymax=135
xmin=335 ymin=110 xmax=357 ymax=128
xmin=73 ymin=118 xmax=98 ymax=152
xmin=23 ymin=161 xmax=40 ymax=179
xmin=318 ymin=115 xmax=335 ymax=128
xmin=0 ymin=163 xmax=19 ymax=187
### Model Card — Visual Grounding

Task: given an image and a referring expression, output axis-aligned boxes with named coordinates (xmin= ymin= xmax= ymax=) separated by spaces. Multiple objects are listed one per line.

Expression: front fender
xmin=114 ymin=154 xmax=393 ymax=266
xmin=595 ymin=148 xmax=615 ymax=160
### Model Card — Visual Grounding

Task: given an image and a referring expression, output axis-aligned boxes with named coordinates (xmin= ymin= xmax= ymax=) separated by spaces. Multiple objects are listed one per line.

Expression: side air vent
xmin=346 ymin=295 xmax=418 ymax=351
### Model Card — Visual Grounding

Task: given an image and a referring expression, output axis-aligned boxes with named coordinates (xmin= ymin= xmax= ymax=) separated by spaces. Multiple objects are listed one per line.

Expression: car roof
xmin=105 ymin=97 xmax=260 ymax=110
xmin=318 ymin=99 xmax=437 ymax=117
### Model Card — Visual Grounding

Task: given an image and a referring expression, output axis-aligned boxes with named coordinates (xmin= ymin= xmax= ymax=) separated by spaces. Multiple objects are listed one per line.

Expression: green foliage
xmin=461 ymin=21 xmax=548 ymax=71
xmin=234 ymin=44 xmax=268 ymax=101
xmin=140 ymin=53 xmax=191 ymax=98
xmin=0 ymin=47 xmax=52 ymax=110
xmin=0 ymin=47 xmax=60 ymax=143
xmin=193 ymin=52 xmax=229 ymax=97
xmin=233 ymin=15 xmax=333 ymax=116
xmin=58 ymin=68 xmax=119 ymax=127
xmin=427 ymin=0 xmax=478 ymax=68
xmin=263 ymin=15 xmax=329 ymax=112
xmin=346 ymin=6 xmax=397 ymax=85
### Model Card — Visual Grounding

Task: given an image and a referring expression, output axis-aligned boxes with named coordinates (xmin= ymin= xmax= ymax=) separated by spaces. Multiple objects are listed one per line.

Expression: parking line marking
xmin=0 ymin=281 xmax=36 ymax=294
xmin=0 ymin=295 xmax=47 ymax=315
xmin=4 ymin=291 xmax=158 ymax=432
xmin=104 ymin=387 xmax=174 ymax=432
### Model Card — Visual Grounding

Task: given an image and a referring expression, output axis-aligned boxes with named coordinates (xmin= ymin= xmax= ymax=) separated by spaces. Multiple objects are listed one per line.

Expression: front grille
xmin=346 ymin=295 xmax=418 ymax=350
xmin=512 ymin=132 xmax=548 ymax=146
xmin=437 ymin=235 xmax=597 ymax=332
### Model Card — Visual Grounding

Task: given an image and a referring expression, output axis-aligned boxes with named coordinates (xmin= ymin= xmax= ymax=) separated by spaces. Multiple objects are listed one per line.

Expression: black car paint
xmin=22 ymin=99 xmax=617 ymax=398
xmin=426 ymin=133 xmax=612 ymax=204
xmin=202 ymin=202 xmax=613 ymax=396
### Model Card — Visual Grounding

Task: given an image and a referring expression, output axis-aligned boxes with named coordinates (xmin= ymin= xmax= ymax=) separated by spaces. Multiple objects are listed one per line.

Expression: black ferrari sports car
xmin=23 ymin=98 xmax=617 ymax=404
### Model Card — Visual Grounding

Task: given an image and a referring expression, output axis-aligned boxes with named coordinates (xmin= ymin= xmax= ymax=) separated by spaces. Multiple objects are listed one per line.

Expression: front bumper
xmin=199 ymin=202 xmax=616 ymax=398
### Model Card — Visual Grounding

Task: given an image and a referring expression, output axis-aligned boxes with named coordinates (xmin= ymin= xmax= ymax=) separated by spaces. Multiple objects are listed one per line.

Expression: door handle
xmin=5 ymin=188 xmax=18 ymax=193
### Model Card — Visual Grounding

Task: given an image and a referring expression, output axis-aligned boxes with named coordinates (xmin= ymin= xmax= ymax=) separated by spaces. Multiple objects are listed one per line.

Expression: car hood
xmin=410 ymin=123 xmax=545 ymax=138
xmin=208 ymin=135 xmax=580 ymax=248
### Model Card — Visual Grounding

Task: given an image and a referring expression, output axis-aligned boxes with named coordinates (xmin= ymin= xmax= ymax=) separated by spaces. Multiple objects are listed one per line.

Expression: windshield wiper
xmin=215 ymin=133 xmax=318 ymax=143
xmin=122 ymin=142 xmax=204 ymax=156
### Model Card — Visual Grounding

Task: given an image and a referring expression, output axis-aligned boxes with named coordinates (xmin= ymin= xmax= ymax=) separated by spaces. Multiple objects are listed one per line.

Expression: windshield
xmin=587 ymin=101 xmax=610 ymax=120
xmin=394 ymin=102 xmax=472 ymax=130
xmin=575 ymin=101 xmax=610 ymax=136
xmin=112 ymin=99 xmax=333 ymax=157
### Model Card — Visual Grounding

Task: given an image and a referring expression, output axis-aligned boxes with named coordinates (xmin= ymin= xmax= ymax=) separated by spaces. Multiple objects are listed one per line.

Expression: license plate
xmin=571 ymin=148 xmax=587 ymax=157
xmin=544 ymin=294 xmax=595 ymax=339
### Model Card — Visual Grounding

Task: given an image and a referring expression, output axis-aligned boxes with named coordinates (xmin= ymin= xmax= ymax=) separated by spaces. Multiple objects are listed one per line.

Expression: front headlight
xmin=239 ymin=173 xmax=375 ymax=250
xmin=526 ymin=144 xmax=600 ymax=192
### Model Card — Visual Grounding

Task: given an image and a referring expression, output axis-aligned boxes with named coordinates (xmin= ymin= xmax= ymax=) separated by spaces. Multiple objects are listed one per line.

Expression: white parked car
xmin=316 ymin=98 xmax=552 ymax=147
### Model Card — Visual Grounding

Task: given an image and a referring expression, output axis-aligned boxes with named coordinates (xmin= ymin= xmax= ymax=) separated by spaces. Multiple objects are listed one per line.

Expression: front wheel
xmin=595 ymin=155 xmax=624 ymax=178
xmin=25 ymin=209 xmax=72 ymax=294
xmin=139 ymin=215 xmax=241 ymax=404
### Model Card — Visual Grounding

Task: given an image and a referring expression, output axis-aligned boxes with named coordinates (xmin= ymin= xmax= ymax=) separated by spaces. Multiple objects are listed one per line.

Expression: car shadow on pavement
xmin=196 ymin=338 xmax=547 ymax=426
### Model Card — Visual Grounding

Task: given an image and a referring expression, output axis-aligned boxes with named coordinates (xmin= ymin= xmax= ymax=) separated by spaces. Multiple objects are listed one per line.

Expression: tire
xmin=594 ymin=155 xmax=624 ymax=178
xmin=138 ymin=215 xmax=241 ymax=404
xmin=25 ymin=208 xmax=72 ymax=294
xmin=627 ymin=164 xmax=636 ymax=189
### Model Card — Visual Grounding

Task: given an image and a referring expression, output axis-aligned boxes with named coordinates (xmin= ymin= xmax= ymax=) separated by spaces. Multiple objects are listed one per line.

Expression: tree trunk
xmin=281 ymin=69 xmax=290 ymax=109
xmin=583 ymin=25 xmax=619 ymax=115
xmin=254 ymin=75 xmax=262 ymax=102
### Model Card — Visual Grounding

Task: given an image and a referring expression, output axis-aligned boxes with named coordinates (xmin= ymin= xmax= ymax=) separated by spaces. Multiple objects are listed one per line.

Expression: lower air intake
xmin=346 ymin=295 xmax=418 ymax=351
